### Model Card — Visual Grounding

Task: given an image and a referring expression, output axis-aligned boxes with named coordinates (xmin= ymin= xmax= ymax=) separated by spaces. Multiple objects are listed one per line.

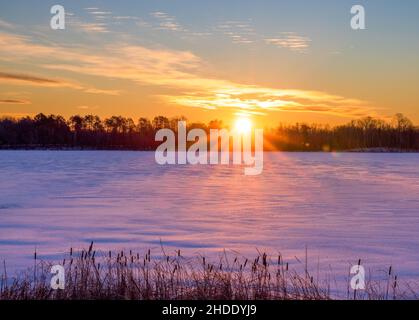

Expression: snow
xmin=1 ymin=151 xmax=419 ymax=293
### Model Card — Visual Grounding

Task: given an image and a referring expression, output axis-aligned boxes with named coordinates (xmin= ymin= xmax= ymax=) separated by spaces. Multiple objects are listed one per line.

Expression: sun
xmin=234 ymin=117 xmax=252 ymax=135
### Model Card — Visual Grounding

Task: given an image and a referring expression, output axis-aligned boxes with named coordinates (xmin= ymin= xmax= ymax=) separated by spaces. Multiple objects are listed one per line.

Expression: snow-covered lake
xmin=1 ymin=151 xmax=419 ymax=291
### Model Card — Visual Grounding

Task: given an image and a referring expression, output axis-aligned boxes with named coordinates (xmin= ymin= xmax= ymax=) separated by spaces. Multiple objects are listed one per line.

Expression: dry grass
xmin=0 ymin=243 xmax=417 ymax=300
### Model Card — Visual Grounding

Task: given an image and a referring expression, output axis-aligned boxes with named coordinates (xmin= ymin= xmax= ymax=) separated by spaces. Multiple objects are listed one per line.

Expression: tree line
xmin=0 ymin=113 xmax=417 ymax=151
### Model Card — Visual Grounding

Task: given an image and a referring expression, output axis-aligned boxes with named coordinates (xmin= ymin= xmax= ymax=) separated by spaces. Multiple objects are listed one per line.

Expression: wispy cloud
xmin=0 ymin=98 xmax=30 ymax=105
xmin=0 ymin=31 xmax=374 ymax=119
xmin=89 ymin=11 xmax=112 ymax=16
xmin=0 ymin=70 xmax=88 ymax=92
xmin=0 ymin=71 xmax=101 ymax=95
xmin=85 ymin=7 xmax=112 ymax=22
xmin=84 ymin=88 xmax=121 ymax=96
xmin=0 ymin=33 xmax=58 ymax=59
xmin=0 ymin=71 xmax=60 ymax=84
xmin=150 ymin=11 xmax=186 ymax=32
xmin=265 ymin=32 xmax=311 ymax=52
xmin=78 ymin=23 xmax=109 ymax=33
xmin=217 ymin=20 xmax=256 ymax=44
xmin=0 ymin=69 xmax=121 ymax=96
xmin=62 ymin=7 xmax=111 ymax=33
xmin=0 ymin=18 xmax=14 ymax=29
xmin=113 ymin=15 xmax=140 ymax=21
xmin=76 ymin=105 xmax=99 ymax=110
xmin=164 ymin=87 xmax=373 ymax=119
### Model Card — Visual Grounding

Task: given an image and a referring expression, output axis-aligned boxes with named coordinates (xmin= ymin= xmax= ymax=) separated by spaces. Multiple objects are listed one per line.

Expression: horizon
xmin=1 ymin=0 xmax=418 ymax=128
xmin=1 ymin=111 xmax=418 ymax=129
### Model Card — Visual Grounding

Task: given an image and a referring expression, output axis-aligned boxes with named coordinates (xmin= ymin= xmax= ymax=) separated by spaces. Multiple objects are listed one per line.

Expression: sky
xmin=0 ymin=0 xmax=418 ymax=127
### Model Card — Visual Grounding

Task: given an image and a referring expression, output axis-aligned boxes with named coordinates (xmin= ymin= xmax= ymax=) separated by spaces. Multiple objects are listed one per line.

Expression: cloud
xmin=0 ymin=19 xmax=14 ymax=29
xmin=265 ymin=32 xmax=311 ymax=52
xmin=84 ymin=88 xmax=121 ymax=96
xmin=61 ymin=8 xmax=111 ymax=33
xmin=113 ymin=16 xmax=140 ymax=21
xmin=0 ymin=31 xmax=374 ymax=119
xmin=0 ymin=33 xmax=198 ymax=82
xmin=143 ymin=12 xmax=210 ymax=38
xmin=163 ymin=86 xmax=373 ymax=118
xmin=0 ymin=99 xmax=30 ymax=105
xmin=217 ymin=20 xmax=256 ymax=44
xmin=76 ymin=105 xmax=99 ymax=110
xmin=0 ymin=69 xmax=119 ymax=96
xmin=84 ymin=7 xmax=112 ymax=23
xmin=89 ymin=11 xmax=112 ymax=16
xmin=0 ymin=70 xmax=85 ymax=90
xmin=78 ymin=23 xmax=109 ymax=33
xmin=41 ymin=45 xmax=201 ymax=88
xmin=0 ymin=33 xmax=59 ymax=59
xmin=150 ymin=11 xmax=186 ymax=32
xmin=0 ymin=71 xmax=60 ymax=84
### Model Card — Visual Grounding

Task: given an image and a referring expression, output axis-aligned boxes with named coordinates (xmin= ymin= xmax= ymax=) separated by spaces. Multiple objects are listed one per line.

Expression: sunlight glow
xmin=234 ymin=117 xmax=252 ymax=135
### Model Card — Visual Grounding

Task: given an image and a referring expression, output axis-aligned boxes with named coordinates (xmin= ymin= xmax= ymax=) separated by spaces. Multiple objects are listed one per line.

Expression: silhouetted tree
xmin=0 ymin=113 xmax=417 ymax=151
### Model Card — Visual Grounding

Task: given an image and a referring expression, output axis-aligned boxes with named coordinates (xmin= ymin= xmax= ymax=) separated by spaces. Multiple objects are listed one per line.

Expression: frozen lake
xmin=1 ymin=151 xmax=419 ymax=291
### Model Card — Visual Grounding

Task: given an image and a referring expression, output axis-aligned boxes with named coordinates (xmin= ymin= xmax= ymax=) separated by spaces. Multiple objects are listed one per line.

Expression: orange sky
xmin=1 ymin=1 xmax=418 ymax=127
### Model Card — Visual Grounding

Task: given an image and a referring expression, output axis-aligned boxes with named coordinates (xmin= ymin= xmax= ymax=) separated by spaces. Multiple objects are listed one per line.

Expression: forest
xmin=0 ymin=113 xmax=417 ymax=151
